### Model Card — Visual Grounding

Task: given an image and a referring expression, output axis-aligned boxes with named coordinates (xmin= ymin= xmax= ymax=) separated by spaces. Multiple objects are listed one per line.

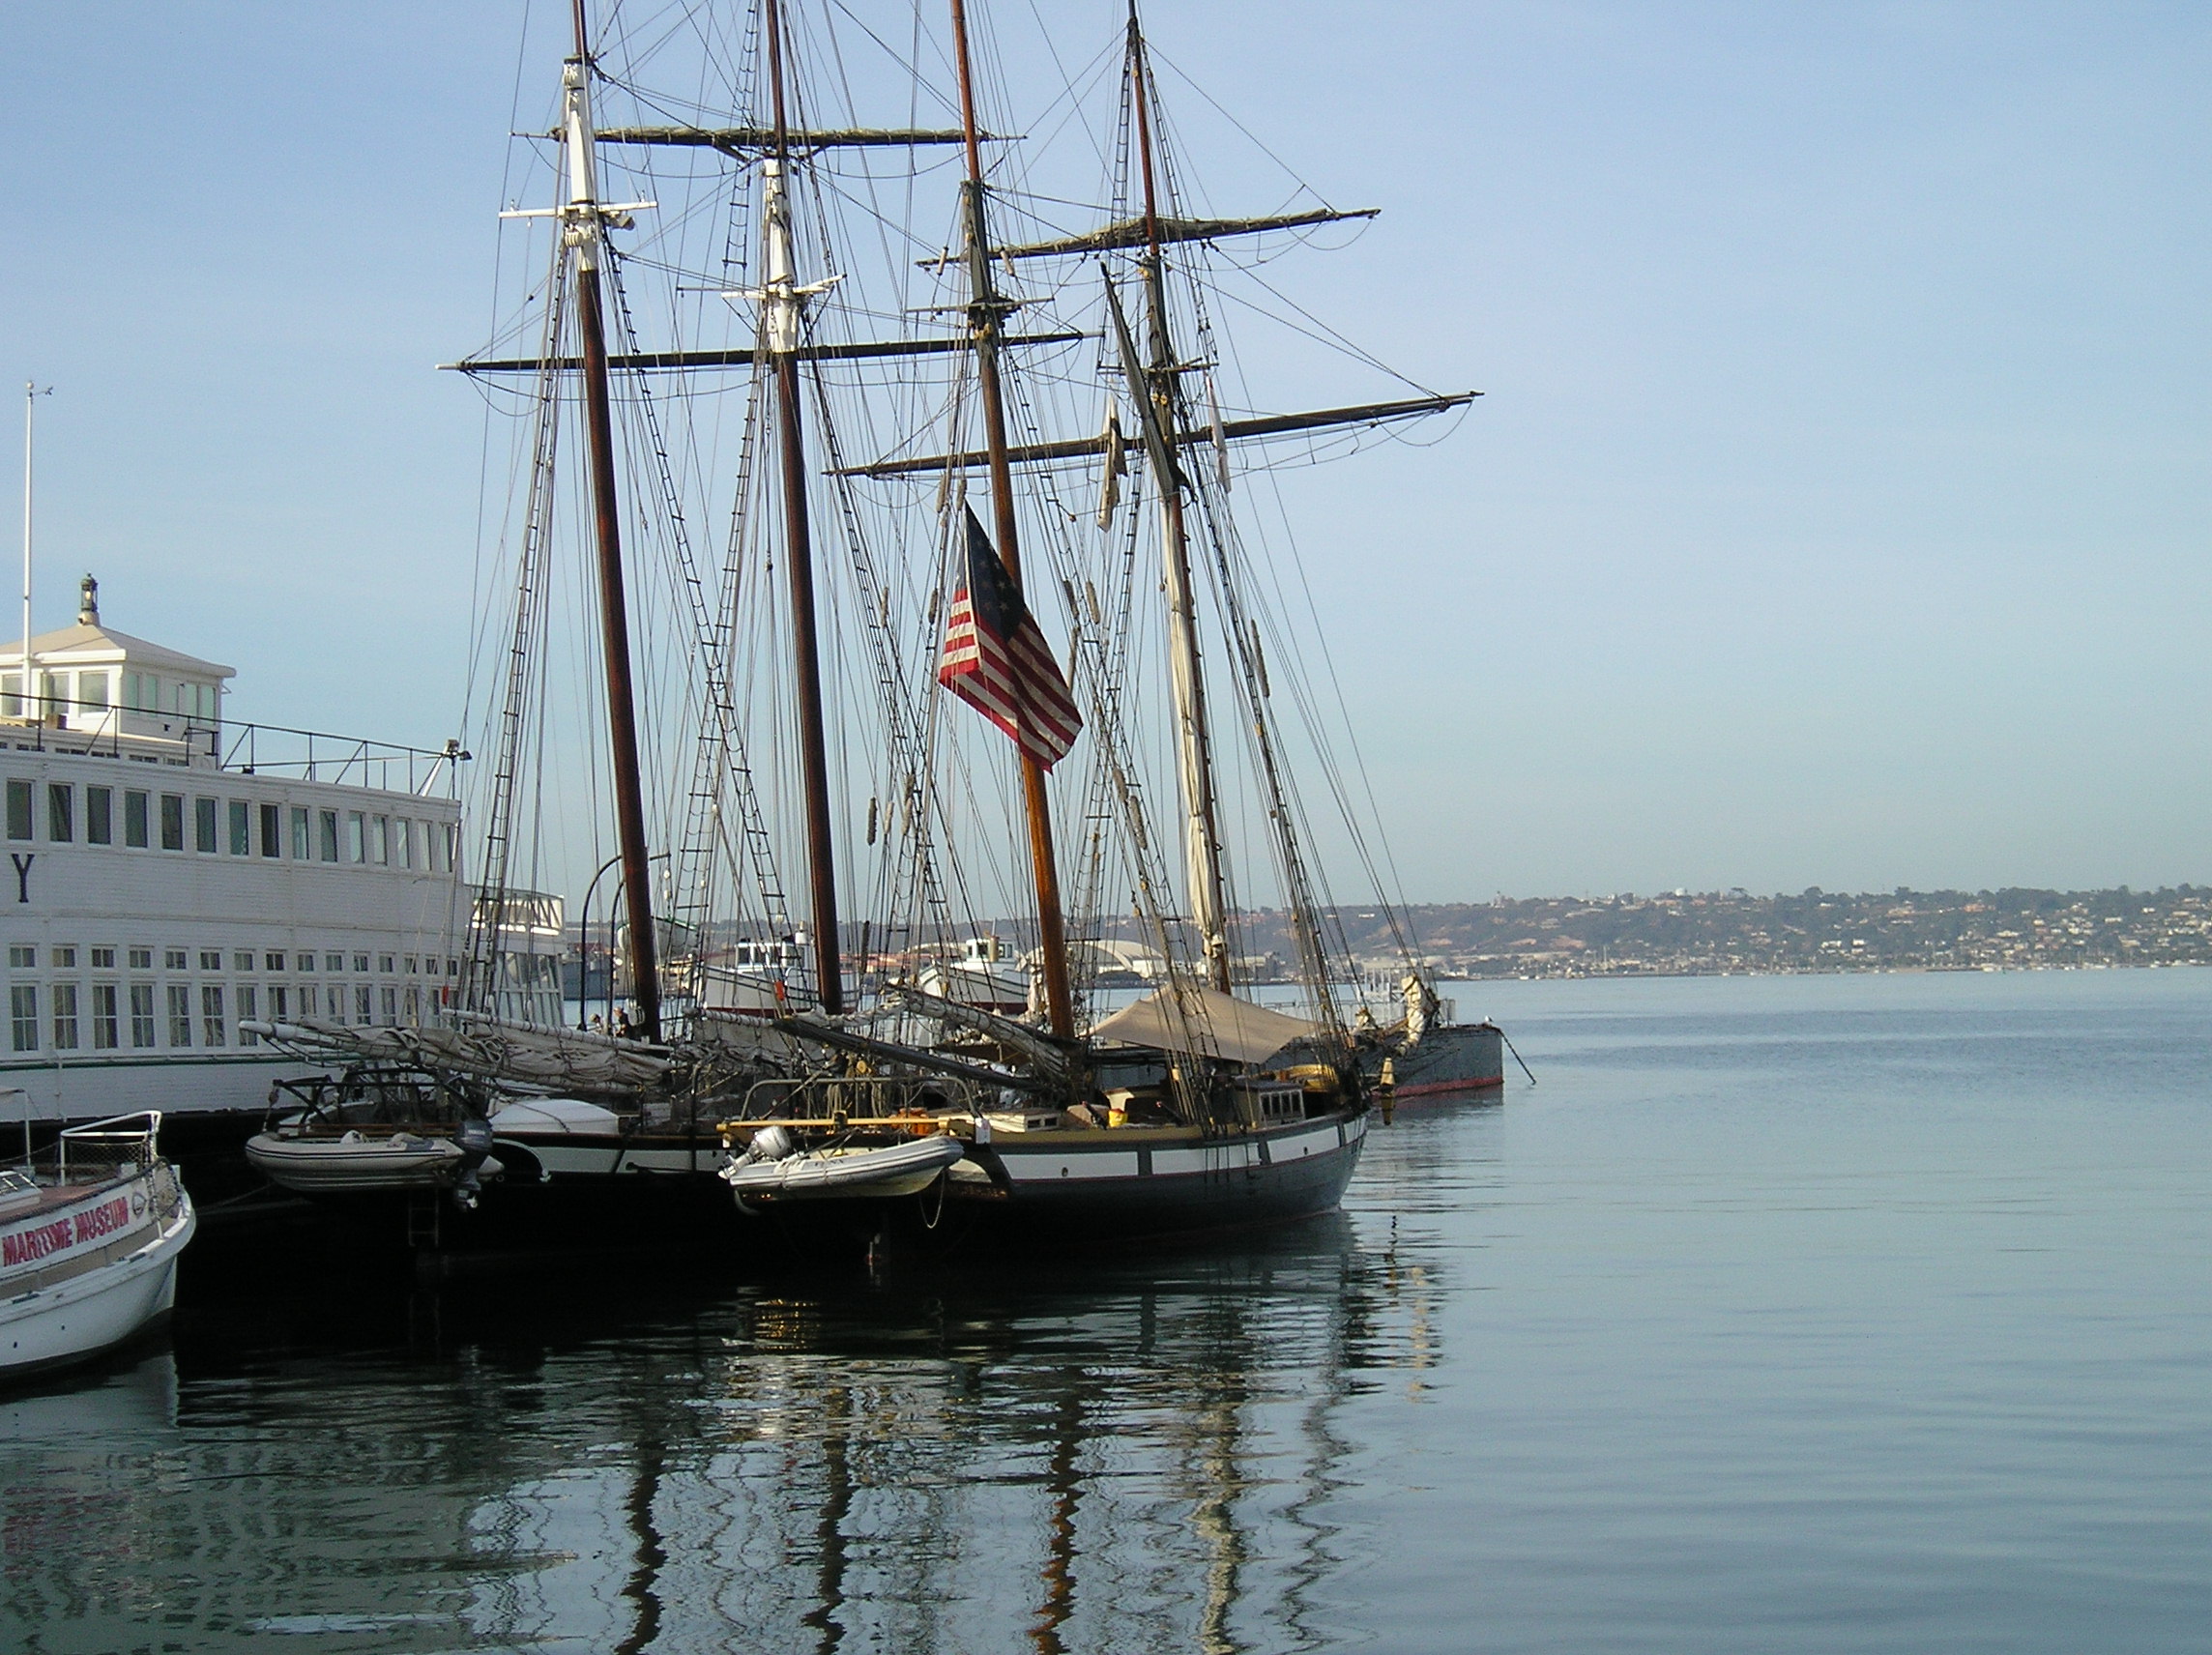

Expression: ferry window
xmin=404 ymin=985 xmax=421 ymax=1024
xmin=91 ymin=947 xmax=115 ymax=969
xmin=128 ymin=984 xmax=155 ymax=1048
xmin=128 ymin=947 xmax=151 ymax=970
xmin=429 ymin=822 xmax=451 ymax=873
xmin=353 ymin=984 xmax=370 ymax=1025
xmin=264 ymin=951 xmax=284 ymax=973
xmin=0 ymin=673 xmax=18 ymax=719
xmin=352 ymin=953 xmax=368 ymax=973
xmin=325 ymin=952 xmax=342 ymax=973
xmin=8 ymin=945 xmax=33 ymax=968
xmin=167 ymin=985 xmax=192 ymax=1047
xmin=319 ymin=809 xmax=339 ymax=863
xmin=195 ymin=797 xmax=217 ymax=853
xmin=237 ymin=984 xmax=258 ymax=1046
xmin=5 ymin=778 xmax=30 ymax=840
xmin=86 ymin=785 xmax=111 ymax=845
xmin=447 ymin=958 xmax=460 ymax=977
xmin=52 ymin=983 xmax=79 ymax=1051
xmin=381 ymin=985 xmax=397 ymax=1024
xmin=46 ymin=783 xmax=73 ymax=843
xmin=299 ymin=952 xmax=314 ymax=973
xmin=379 ymin=955 xmax=394 ymax=973
xmin=228 ymin=800 xmax=248 ymax=856
xmin=397 ymin=818 xmax=415 ymax=868
xmin=160 ymin=794 xmax=185 ymax=851
xmin=259 ymin=802 xmax=280 ymax=857
xmin=269 ymin=985 xmax=289 ymax=1022
xmin=78 ymin=671 xmax=109 ymax=711
xmin=52 ymin=946 xmax=75 ymax=969
xmin=125 ymin=789 xmax=149 ymax=848
xmin=233 ymin=951 xmax=253 ymax=973
xmin=370 ymin=814 xmax=389 ymax=865
xmin=200 ymin=950 xmax=221 ymax=972
xmin=289 ymin=807 xmax=308 ymax=860
xmin=404 ymin=956 xmax=418 ymax=974
xmin=91 ymin=983 xmax=118 ymax=1050
xmin=298 ymin=984 xmax=318 ymax=1020
xmin=202 ymin=985 xmax=226 ymax=1047
xmin=346 ymin=811 xmax=365 ymax=864
xmin=10 ymin=984 xmax=36 ymax=1051
xmin=164 ymin=948 xmax=188 ymax=971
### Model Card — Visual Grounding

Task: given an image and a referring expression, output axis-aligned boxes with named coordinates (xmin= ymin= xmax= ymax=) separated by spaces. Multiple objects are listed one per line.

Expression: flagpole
xmin=22 ymin=383 xmax=49 ymax=722
xmin=947 ymin=0 xmax=1075 ymax=1039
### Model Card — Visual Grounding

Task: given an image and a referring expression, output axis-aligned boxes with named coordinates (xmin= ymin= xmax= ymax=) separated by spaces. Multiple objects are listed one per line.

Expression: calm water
xmin=5 ymin=969 xmax=2208 ymax=1653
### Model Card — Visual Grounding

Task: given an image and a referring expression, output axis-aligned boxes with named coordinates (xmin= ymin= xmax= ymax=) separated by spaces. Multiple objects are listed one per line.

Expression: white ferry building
xmin=0 ymin=577 xmax=478 ymax=1170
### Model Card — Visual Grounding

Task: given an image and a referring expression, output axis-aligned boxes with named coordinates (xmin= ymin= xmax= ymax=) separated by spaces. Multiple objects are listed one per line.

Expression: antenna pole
xmin=948 ymin=0 xmax=1074 ymax=1038
xmin=760 ymin=0 xmax=844 ymax=1012
xmin=566 ymin=3 xmax=662 ymax=1039
xmin=1127 ymin=12 xmax=1232 ymax=992
xmin=21 ymin=384 xmax=32 ymax=719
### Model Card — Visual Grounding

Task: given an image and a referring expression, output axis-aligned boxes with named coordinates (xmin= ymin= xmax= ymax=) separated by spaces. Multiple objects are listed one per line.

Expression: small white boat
xmin=721 ymin=1127 xmax=966 ymax=1203
xmin=693 ymin=936 xmax=814 ymax=1017
xmin=2 ymin=1111 xmax=196 ymax=1382
xmin=914 ymin=937 xmax=1032 ymax=1017
xmin=245 ymin=1067 xmax=501 ymax=1203
xmin=245 ymin=1129 xmax=494 ymax=1193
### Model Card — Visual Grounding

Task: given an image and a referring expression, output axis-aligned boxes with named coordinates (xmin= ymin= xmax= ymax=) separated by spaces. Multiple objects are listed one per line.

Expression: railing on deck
xmin=222 ymin=724 xmax=466 ymax=797
xmin=5 ymin=692 xmax=462 ymax=798
xmin=57 ymin=1111 xmax=161 ymax=1183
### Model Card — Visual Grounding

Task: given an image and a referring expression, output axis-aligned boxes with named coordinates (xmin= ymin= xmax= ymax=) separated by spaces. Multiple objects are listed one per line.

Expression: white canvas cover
xmin=1087 ymin=984 xmax=1317 ymax=1067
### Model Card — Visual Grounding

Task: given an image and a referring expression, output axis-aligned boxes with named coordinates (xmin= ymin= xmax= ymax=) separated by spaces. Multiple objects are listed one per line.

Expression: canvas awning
xmin=1087 ymin=985 xmax=1318 ymax=1068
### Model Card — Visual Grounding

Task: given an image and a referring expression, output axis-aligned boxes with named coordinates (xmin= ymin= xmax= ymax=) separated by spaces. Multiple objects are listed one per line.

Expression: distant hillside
xmin=1218 ymin=886 xmax=2212 ymax=978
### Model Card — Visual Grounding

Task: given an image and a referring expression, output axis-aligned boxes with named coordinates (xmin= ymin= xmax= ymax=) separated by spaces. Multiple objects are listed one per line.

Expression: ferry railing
xmin=5 ymin=691 xmax=464 ymax=798
xmin=221 ymin=723 xmax=467 ymax=797
xmin=1 ymin=689 xmax=140 ymax=759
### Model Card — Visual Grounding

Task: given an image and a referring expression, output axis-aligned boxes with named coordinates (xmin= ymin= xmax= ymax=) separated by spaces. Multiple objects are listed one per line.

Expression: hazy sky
xmin=6 ymin=2 xmax=2205 ymax=902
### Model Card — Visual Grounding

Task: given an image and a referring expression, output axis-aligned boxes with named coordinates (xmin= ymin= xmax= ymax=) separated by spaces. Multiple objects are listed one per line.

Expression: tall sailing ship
xmin=245 ymin=0 xmax=1485 ymax=1248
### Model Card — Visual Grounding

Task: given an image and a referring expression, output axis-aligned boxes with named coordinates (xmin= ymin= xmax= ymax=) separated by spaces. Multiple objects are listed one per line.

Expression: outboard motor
xmin=451 ymin=1115 xmax=500 ymax=1210
xmin=742 ymin=1124 xmax=798 ymax=1164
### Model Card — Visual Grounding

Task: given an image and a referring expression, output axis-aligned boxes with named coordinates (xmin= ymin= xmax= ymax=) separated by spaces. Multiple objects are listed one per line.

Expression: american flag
xmin=938 ymin=507 xmax=1084 ymax=769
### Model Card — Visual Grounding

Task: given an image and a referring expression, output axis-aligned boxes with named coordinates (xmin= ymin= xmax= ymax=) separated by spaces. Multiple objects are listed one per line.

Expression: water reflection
xmin=3 ymin=1205 xmax=1453 ymax=1654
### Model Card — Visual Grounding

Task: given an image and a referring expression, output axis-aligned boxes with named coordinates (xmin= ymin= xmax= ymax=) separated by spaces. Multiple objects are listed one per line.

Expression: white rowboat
xmin=245 ymin=1129 xmax=501 ymax=1194
xmin=721 ymin=1134 xmax=965 ymax=1202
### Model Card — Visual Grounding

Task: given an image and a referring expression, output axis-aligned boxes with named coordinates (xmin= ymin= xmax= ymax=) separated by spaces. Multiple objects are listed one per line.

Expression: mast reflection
xmin=4 ymin=1207 xmax=1454 ymax=1653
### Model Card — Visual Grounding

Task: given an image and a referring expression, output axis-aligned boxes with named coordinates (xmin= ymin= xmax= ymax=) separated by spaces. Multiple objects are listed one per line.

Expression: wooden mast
xmin=1127 ymin=7 xmax=1233 ymax=994
xmin=566 ymin=0 xmax=661 ymax=1039
xmin=761 ymin=0 xmax=844 ymax=1013
xmin=946 ymin=0 xmax=1074 ymax=1038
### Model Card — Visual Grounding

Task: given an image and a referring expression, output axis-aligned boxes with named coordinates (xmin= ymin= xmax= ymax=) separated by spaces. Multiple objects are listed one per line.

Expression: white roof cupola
xmin=3 ymin=578 xmax=235 ymax=756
